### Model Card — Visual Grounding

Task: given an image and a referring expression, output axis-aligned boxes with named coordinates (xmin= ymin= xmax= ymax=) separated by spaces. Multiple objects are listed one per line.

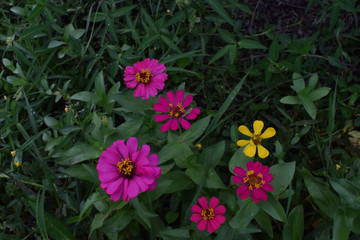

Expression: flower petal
xmin=106 ymin=178 xmax=124 ymax=195
xmin=234 ymin=166 xmax=247 ymax=177
xmin=261 ymin=127 xmax=276 ymax=139
xmin=182 ymin=94 xmax=193 ymax=108
xmin=126 ymin=137 xmax=138 ymax=154
xmin=263 ymin=174 xmax=273 ymax=183
xmin=190 ymin=213 xmax=202 ymax=223
xmin=191 ymin=204 xmax=203 ymax=213
xmin=237 ymin=140 xmax=250 ymax=147
xmin=127 ymin=179 xmax=140 ymax=198
xmin=207 ymin=219 xmax=219 ymax=233
xmin=166 ymin=91 xmax=176 ymax=105
xmin=214 ymin=215 xmax=226 ymax=224
xmin=160 ymin=120 xmax=172 ymax=132
xmin=238 ymin=125 xmax=253 ymax=137
xmin=170 ymin=118 xmax=179 ymax=130
xmin=214 ymin=205 xmax=226 ymax=215
xmin=232 ymin=176 xmax=243 ymax=184
xmin=262 ymin=184 xmax=274 ymax=192
xmin=257 ymin=144 xmax=269 ymax=159
xmin=253 ymin=120 xmax=264 ymax=135
xmin=238 ymin=187 xmax=251 ymax=200
xmin=243 ymin=144 xmax=256 ymax=157
xmin=246 ymin=161 xmax=254 ymax=171
xmin=158 ymin=97 xmax=169 ymax=106
xmin=197 ymin=220 xmax=207 ymax=231
xmin=198 ymin=196 xmax=208 ymax=209
xmin=209 ymin=197 xmax=219 ymax=209
xmin=179 ymin=117 xmax=191 ymax=130
xmin=154 ymin=114 xmax=170 ymax=122
xmin=153 ymin=104 xmax=169 ymax=113
xmin=176 ymin=90 xmax=184 ymax=105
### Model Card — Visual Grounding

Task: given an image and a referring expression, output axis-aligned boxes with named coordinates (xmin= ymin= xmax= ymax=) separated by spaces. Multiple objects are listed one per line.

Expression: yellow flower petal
xmin=257 ymin=144 xmax=269 ymax=158
xmin=237 ymin=140 xmax=250 ymax=147
xmin=253 ymin=120 xmax=264 ymax=135
xmin=261 ymin=127 xmax=276 ymax=139
xmin=243 ymin=144 xmax=256 ymax=157
xmin=238 ymin=125 xmax=253 ymax=137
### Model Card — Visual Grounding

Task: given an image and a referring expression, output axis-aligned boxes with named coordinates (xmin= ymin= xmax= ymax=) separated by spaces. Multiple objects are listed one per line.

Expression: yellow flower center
xmin=252 ymin=135 xmax=262 ymax=145
xmin=201 ymin=208 xmax=215 ymax=220
xmin=243 ymin=170 xmax=265 ymax=190
xmin=117 ymin=158 xmax=135 ymax=178
xmin=169 ymin=103 xmax=185 ymax=118
xmin=135 ymin=68 xmax=151 ymax=84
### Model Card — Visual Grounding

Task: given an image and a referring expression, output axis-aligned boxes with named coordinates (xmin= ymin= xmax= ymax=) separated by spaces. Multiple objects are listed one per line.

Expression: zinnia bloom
xmin=237 ymin=120 xmax=276 ymax=158
xmin=232 ymin=161 xmax=273 ymax=202
xmin=190 ymin=196 xmax=226 ymax=233
xmin=123 ymin=58 xmax=168 ymax=100
xmin=96 ymin=137 xmax=161 ymax=202
xmin=153 ymin=90 xmax=200 ymax=132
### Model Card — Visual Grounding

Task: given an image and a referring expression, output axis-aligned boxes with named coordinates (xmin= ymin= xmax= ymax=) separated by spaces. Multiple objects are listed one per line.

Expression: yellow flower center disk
xmin=252 ymin=135 xmax=263 ymax=145
xmin=201 ymin=208 xmax=215 ymax=220
xmin=243 ymin=170 xmax=265 ymax=190
xmin=117 ymin=158 xmax=135 ymax=178
xmin=168 ymin=103 xmax=185 ymax=118
xmin=135 ymin=68 xmax=151 ymax=84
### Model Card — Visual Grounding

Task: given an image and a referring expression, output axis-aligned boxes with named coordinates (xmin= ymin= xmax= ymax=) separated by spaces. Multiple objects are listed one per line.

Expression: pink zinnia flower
xmin=153 ymin=90 xmax=200 ymax=132
xmin=190 ymin=196 xmax=226 ymax=233
xmin=232 ymin=161 xmax=274 ymax=202
xmin=96 ymin=137 xmax=161 ymax=202
xmin=123 ymin=58 xmax=168 ymax=100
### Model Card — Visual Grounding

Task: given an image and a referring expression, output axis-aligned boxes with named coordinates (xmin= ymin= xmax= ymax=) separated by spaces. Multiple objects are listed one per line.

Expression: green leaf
xmin=90 ymin=213 xmax=108 ymax=237
xmin=101 ymin=206 xmax=134 ymax=233
xmin=238 ymin=39 xmax=267 ymax=50
xmin=48 ymin=40 xmax=65 ymax=48
xmin=308 ymin=73 xmax=318 ymax=90
xmin=10 ymin=7 xmax=25 ymax=16
xmin=161 ymin=35 xmax=182 ymax=54
xmin=36 ymin=189 xmax=49 ymax=240
xmin=45 ymin=212 xmax=76 ymax=240
xmin=299 ymin=96 xmax=317 ymax=119
xmin=158 ymin=171 xmax=194 ymax=193
xmin=229 ymin=199 xmax=259 ymax=230
xmin=205 ymin=0 xmax=234 ymax=26
xmin=208 ymin=45 xmax=230 ymax=64
xmin=307 ymin=87 xmax=331 ymax=101
xmin=199 ymin=140 xmax=225 ymax=167
xmin=71 ymin=91 xmax=97 ymax=103
xmin=280 ymin=96 xmax=301 ymax=105
xmin=159 ymin=227 xmax=190 ymax=239
xmin=255 ymin=209 xmax=273 ymax=238
xmin=54 ymin=143 xmax=101 ymax=165
xmin=228 ymin=147 xmax=253 ymax=175
xmin=270 ymin=162 xmax=296 ymax=196
xmin=180 ymin=116 xmax=211 ymax=143
xmin=21 ymin=25 xmax=47 ymax=39
xmin=112 ymin=5 xmax=137 ymax=18
xmin=95 ymin=71 xmax=105 ymax=93
xmin=165 ymin=212 xmax=179 ymax=224
xmin=333 ymin=210 xmax=351 ymax=240
xmin=291 ymin=73 xmax=305 ymax=93
xmin=142 ymin=8 xmax=157 ymax=33
xmin=111 ymin=92 xmax=153 ymax=114
xmin=131 ymin=198 xmax=158 ymax=229
xmin=258 ymin=194 xmax=287 ymax=222
xmin=302 ymin=168 xmax=339 ymax=219
xmin=229 ymin=43 xmax=237 ymax=65
xmin=63 ymin=164 xmax=98 ymax=183
xmin=79 ymin=192 xmax=107 ymax=221
xmin=269 ymin=39 xmax=279 ymax=61
xmin=218 ymin=28 xmax=235 ymax=43
xmin=329 ymin=178 xmax=360 ymax=207
xmin=283 ymin=205 xmax=304 ymax=240
xmin=186 ymin=165 xmax=226 ymax=189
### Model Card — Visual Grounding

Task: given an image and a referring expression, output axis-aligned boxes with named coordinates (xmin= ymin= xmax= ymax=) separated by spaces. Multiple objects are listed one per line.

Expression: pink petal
xmin=148 ymin=154 xmax=160 ymax=166
xmin=182 ymin=95 xmax=193 ymax=108
xmin=146 ymin=85 xmax=158 ymax=98
xmin=154 ymin=114 xmax=170 ymax=122
xmin=207 ymin=219 xmax=220 ymax=233
xmin=214 ymin=205 xmax=226 ymax=215
xmin=97 ymin=162 xmax=117 ymax=172
xmin=185 ymin=108 xmax=200 ymax=120
xmin=260 ymin=189 xmax=268 ymax=201
xmin=147 ymin=181 xmax=157 ymax=191
xmin=124 ymin=75 xmax=136 ymax=81
xmin=261 ymin=165 xmax=270 ymax=175
xmin=117 ymin=140 xmax=129 ymax=159
xmin=122 ymin=179 xmax=129 ymax=202
xmin=246 ymin=161 xmax=254 ymax=171
xmin=238 ymin=188 xmax=251 ymax=200
xmin=151 ymin=73 xmax=167 ymax=82
xmin=149 ymin=80 xmax=165 ymax=90
xmin=176 ymin=90 xmax=184 ymax=105
xmin=263 ymin=174 xmax=273 ymax=183
xmin=127 ymin=179 xmax=140 ymax=198
xmin=197 ymin=220 xmax=207 ymax=231
xmin=160 ymin=120 xmax=172 ymax=132
xmin=232 ymin=176 xmax=243 ymax=184
xmin=139 ymin=176 xmax=155 ymax=185
xmin=98 ymin=171 xmax=119 ymax=182
xmin=170 ymin=118 xmax=179 ymax=130
xmin=158 ymin=97 xmax=170 ymax=106
xmin=166 ymin=91 xmax=176 ymax=105
xmin=190 ymin=213 xmax=202 ymax=223
xmin=262 ymin=184 xmax=274 ymax=192
xmin=198 ymin=196 xmax=208 ymax=209
xmin=191 ymin=204 xmax=203 ymax=213
xmin=134 ymin=84 xmax=146 ymax=99
xmin=124 ymin=80 xmax=138 ymax=88
xmin=153 ymin=104 xmax=169 ymax=113
xmin=209 ymin=197 xmax=219 ymax=209
xmin=179 ymin=117 xmax=191 ymax=130
xmin=126 ymin=137 xmax=138 ymax=154
xmin=133 ymin=176 xmax=148 ymax=192
xmin=151 ymin=63 xmax=166 ymax=74
xmin=147 ymin=59 xmax=159 ymax=71
xmin=110 ymin=185 xmax=123 ymax=202
xmin=124 ymin=66 xmax=137 ymax=75
xmin=106 ymin=178 xmax=124 ymax=195
xmin=253 ymin=162 xmax=262 ymax=173
xmin=252 ymin=188 xmax=262 ymax=202
xmin=233 ymin=166 xmax=246 ymax=177
xmin=214 ymin=215 xmax=226 ymax=224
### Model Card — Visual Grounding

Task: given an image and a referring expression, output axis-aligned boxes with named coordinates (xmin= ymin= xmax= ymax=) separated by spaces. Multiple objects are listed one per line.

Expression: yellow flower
xmin=166 ymin=9 xmax=171 ymax=13
xmin=65 ymin=107 xmax=69 ymax=112
xmin=237 ymin=120 xmax=276 ymax=158
xmin=196 ymin=143 xmax=202 ymax=149
xmin=11 ymin=151 xmax=16 ymax=157
xmin=14 ymin=161 xmax=21 ymax=167
xmin=336 ymin=164 xmax=341 ymax=170
xmin=3 ymin=95 xmax=7 ymax=100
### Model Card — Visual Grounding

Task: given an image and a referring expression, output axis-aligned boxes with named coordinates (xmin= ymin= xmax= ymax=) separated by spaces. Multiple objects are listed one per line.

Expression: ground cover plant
xmin=1 ymin=0 xmax=360 ymax=239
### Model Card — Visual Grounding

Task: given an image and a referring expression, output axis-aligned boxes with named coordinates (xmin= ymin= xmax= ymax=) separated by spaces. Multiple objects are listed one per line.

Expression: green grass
xmin=1 ymin=0 xmax=360 ymax=239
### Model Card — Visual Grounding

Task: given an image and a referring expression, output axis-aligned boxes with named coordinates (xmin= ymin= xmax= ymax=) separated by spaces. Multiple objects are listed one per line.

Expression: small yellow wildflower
xmin=336 ymin=164 xmax=341 ymax=170
xmin=65 ymin=107 xmax=69 ymax=112
xmin=349 ymin=130 xmax=360 ymax=147
xmin=276 ymin=196 xmax=280 ymax=200
xmin=3 ymin=95 xmax=7 ymax=100
xmin=11 ymin=151 xmax=16 ymax=157
xmin=6 ymin=36 xmax=13 ymax=45
xmin=237 ymin=120 xmax=276 ymax=158
xmin=196 ymin=143 xmax=202 ymax=149
xmin=14 ymin=161 xmax=21 ymax=167
xmin=166 ymin=9 xmax=171 ymax=13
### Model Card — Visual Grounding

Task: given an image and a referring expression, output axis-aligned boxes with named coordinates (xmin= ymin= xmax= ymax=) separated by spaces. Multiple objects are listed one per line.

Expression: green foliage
xmin=0 ymin=0 xmax=359 ymax=239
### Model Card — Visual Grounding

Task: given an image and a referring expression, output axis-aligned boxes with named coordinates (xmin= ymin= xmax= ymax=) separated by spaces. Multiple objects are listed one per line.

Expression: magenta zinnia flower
xmin=190 ymin=196 xmax=226 ymax=233
xmin=123 ymin=58 xmax=168 ymax=100
xmin=96 ymin=137 xmax=161 ymax=202
xmin=232 ymin=161 xmax=274 ymax=202
xmin=153 ymin=90 xmax=200 ymax=132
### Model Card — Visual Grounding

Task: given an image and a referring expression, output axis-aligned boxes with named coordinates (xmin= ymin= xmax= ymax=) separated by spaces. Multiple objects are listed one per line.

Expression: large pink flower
xmin=190 ymin=196 xmax=226 ymax=233
xmin=232 ymin=161 xmax=274 ymax=202
xmin=123 ymin=58 xmax=168 ymax=100
xmin=153 ymin=90 xmax=200 ymax=132
xmin=96 ymin=137 xmax=161 ymax=202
